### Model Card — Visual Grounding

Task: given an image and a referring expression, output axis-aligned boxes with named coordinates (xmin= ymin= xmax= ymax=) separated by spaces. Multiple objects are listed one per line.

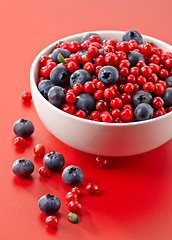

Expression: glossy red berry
xmin=148 ymin=54 xmax=160 ymax=64
xmin=136 ymin=60 xmax=146 ymax=69
xmin=46 ymin=216 xmax=58 ymax=228
xmin=89 ymin=42 xmax=101 ymax=49
xmin=159 ymin=69 xmax=169 ymax=79
xmin=120 ymin=93 xmax=131 ymax=103
xmin=116 ymin=51 xmax=127 ymax=61
xmin=71 ymin=187 xmax=81 ymax=196
xmin=81 ymin=40 xmax=91 ymax=50
xmin=111 ymin=108 xmax=121 ymax=117
xmin=39 ymin=55 xmax=50 ymax=66
xmin=75 ymin=110 xmax=86 ymax=118
xmin=94 ymin=90 xmax=104 ymax=100
xmin=95 ymin=66 xmax=102 ymax=76
xmin=103 ymin=45 xmax=115 ymax=55
xmin=69 ymin=53 xmax=82 ymax=64
xmin=126 ymin=74 xmax=136 ymax=83
xmin=120 ymin=108 xmax=133 ymax=122
xmin=124 ymin=83 xmax=134 ymax=93
xmin=100 ymin=111 xmax=113 ymax=123
xmin=119 ymin=67 xmax=129 ymax=77
xmin=122 ymin=104 xmax=133 ymax=110
xmin=116 ymin=41 xmax=131 ymax=53
xmin=33 ymin=144 xmax=45 ymax=157
xmin=69 ymin=41 xmax=81 ymax=52
xmin=84 ymin=81 xmax=96 ymax=94
xmin=153 ymin=83 xmax=165 ymax=95
xmin=62 ymin=103 xmax=76 ymax=114
xmin=148 ymin=73 xmax=158 ymax=83
xmin=104 ymin=53 xmax=118 ymax=66
xmin=143 ymin=82 xmax=155 ymax=92
xmin=60 ymin=42 xmax=71 ymax=50
xmin=67 ymin=61 xmax=79 ymax=73
xmin=87 ymin=46 xmax=99 ymax=58
xmin=66 ymin=192 xmax=78 ymax=202
xmin=167 ymin=106 xmax=172 ymax=112
xmin=165 ymin=58 xmax=172 ymax=69
xmin=65 ymin=92 xmax=76 ymax=103
xmin=153 ymin=109 xmax=164 ymax=118
xmin=38 ymin=166 xmax=51 ymax=177
xmin=158 ymin=80 xmax=167 ymax=89
xmin=148 ymin=63 xmax=160 ymax=74
xmin=40 ymin=66 xmax=50 ymax=78
xmin=136 ymin=75 xmax=147 ymax=86
xmin=91 ymin=110 xmax=100 ymax=119
xmin=96 ymin=81 xmax=105 ymax=90
xmin=21 ymin=91 xmax=32 ymax=103
xmin=110 ymin=97 xmax=123 ymax=108
xmin=104 ymin=87 xmax=115 ymax=99
xmin=86 ymin=182 xmax=98 ymax=194
xmin=140 ymin=43 xmax=153 ymax=55
xmin=68 ymin=200 xmax=81 ymax=213
xmin=129 ymin=40 xmax=138 ymax=50
xmin=105 ymin=39 xmax=117 ymax=47
xmin=89 ymin=34 xmax=101 ymax=43
xmin=14 ymin=136 xmax=26 ymax=148
xmin=118 ymin=59 xmax=131 ymax=69
xmin=73 ymin=83 xmax=84 ymax=95
xmin=81 ymin=54 xmax=92 ymax=65
xmin=140 ymin=66 xmax=152 ymax=77
xmin=152 ymin=97 xmax=164 ymax=108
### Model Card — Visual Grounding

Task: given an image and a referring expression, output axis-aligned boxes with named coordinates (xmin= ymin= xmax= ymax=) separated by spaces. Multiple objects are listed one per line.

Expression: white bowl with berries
xmin=30 ymin=30 xmax=172 ymax=156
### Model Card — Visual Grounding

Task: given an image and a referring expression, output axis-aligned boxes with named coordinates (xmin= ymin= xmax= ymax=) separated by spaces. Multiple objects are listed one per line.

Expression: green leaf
xmin=57 ymin=53 xmax=66 ymax=64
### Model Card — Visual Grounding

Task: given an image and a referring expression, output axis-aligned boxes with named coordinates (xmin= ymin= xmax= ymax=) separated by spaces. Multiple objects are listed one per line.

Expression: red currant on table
xmin=38 ymin=166 xmax=51 ymax=177
xmin=83 ymin=62 xmax=95 ymax=74
xmin=21 ymin=91 xmax=32 ymax=103
xmin=86 ymin=182 xmax=99 ymax=194
xmin=73 ymin=83 xmax=84 ymax=95
xmin=96 ymin=156 xmax=108 ymax=167
xmin=46 ymin=216 xmax=58 ymax=228
xmin=66 ymin=192 xmax=78 ymax=202
xmin=68 ymin=200 xmax=81 ymax=213
xmin=14 ymin=136 xmax=26 ymax=148
xmin=71 ymin=187 xmax=81 ymax=196
xmin=62 ymin=103 xmax=76 ymax=114
xmin=33 ymin=144 xmax=45 ymax=157
xmin=94 ymin=90 xmax=104 ymax=100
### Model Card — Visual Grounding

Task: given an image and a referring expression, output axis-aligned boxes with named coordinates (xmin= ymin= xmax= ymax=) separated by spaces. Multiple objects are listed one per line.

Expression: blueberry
xmin=132 ymin=90 xmax=153 ymax=108
xmin=98 ymin=66 xmax=119 ymax=85
xmin=77 ymin=50 xmax=87 ymax=56
xmin=38 ymin=194 xmax=61 ymax=215
xmin=62 ymin=165 xmax=83 ymax=186
xmin=13 ymin=119 xmax=34 ymax=138
xmin=123 ymin=30 xmax=143 ymax=45
xmin=162 ymin=87 xmax=172 ymax=107
xmin=50 ymin=65 xmax=69 ymax=86
xmin=75 ymin=93 xmax=96 ymax=115
xmin=70 ymin=69 xmax=91 ymax=88
xmin=51 ymin=48 xmax=71 ymax=64
xmin=43 ymin=151 xmax=65 ymax=171
xmin=127 ymin=51 xmax=145 ymax=66
xmin=12 ymin=158 xmax=34 ymax=177
xmin=38 ymin=80 xmax=55 ymax=99
xmin=80 ymin=32 xmax=102 ymax=44
xmin=165 ymin=76 xmax=172 ymax=87
xmin=134 ymin=103 xmax=153 ymax=121
xmin=48 ymin=86 xmax=65 ymax=108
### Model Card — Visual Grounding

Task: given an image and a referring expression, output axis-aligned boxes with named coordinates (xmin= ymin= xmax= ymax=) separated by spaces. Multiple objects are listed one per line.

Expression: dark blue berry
xmin=75 ymin=93 xmax=96 ymax=115
xmin=132 ymin=90 xmax=153 ymax=108
xmin=77 ymin=50 xmax=87 ymax=56
xmin=12 ymin=158 xmax=34 ymax=177
xmin=43 ymin=151 xmax=65 ymax=171
xmin=165 ymin=76 xmax=172 ymax=87
xmin=127 ymin=51 xmax=145 ymax=66
xmin=123 ymin=30 xmax=143 ymax=45
xmin=48 ymin=86 xmax=65 ymax=108
xmin=38 ymin=80 xmax=55 ymax=99
xmin=134 ymin=103 xmax=153 ymax=121
xmin=98 ymin=66 xmax=119 ymax=85
xmin=51 ymin=48 xmax=71 ymax=64
xmin=80 ymin=32 xmax=102 ymax=44
xmin=62 ymin=165 xmax=83 ymax=186
xmin=13 ymin=119 xmax=34 ymax=138
xmin=70 ymin=69 xmax=91 ymax=88
xmin=162 ymin=87 xmax=172 ymax=107
xmin=50 ymin=65 xmax=69 ymax=86
xmin=38 ymin=194 xmax=61 ymax=215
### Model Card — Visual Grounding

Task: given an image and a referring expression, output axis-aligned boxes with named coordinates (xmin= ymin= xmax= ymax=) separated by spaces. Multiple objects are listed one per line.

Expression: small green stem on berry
xmin=57 ymin=53 xmax=66 ymax=64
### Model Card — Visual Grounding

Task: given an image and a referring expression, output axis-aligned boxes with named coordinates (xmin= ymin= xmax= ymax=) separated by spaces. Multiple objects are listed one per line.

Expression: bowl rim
xmin=30 ymin=30 xmax=172 ymax=127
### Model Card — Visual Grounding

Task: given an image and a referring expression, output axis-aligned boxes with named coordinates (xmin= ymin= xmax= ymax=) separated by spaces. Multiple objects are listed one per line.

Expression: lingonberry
xmin=160 ymin=53 xmax=170 ymax=64
xmin=110 ymin=84 xmax=118 ymax=92
xmin=67 ymin=61 xmax=79 ymax=73
xmin=165 ymin=58 xmax=172 ymax=69
xmin=158 ymin=106 xmax=165 ymax=114
xmin=96 ymin=81 xmax=105 ymax=90
xmin=89 ymin=34 xmax=101 ymax=43
xmin=113 ymin=117 xmax=123 ymax=123
xmin=83 ymin=62 xmax=95 ymax=74
xmin=87 ymin=46 xmax=99 ymax=58
xmin=46 ymin=61 xmax=57 ymax=72
xmin=153 ymin=109 xmax=164 ymax=118
xmin=38 ymin=166 xmax=51 ymax=177
xmin=94 ymin=90 xmax=104 ymax=100
xmin=104 ymin=87 xmax=115 ymax=99
xmin=103 ymin=45 xmax=115 ymax=55
xmin=119 ymin=84 xmax=125 ymax=93
xmin=126 ymin=74 xmax=136 ymax=83
xmin=75 ymin=110 xmax=86 ymax=118
xmin=133 ymin=83 xmax=140 ymax=93
xmin=40 ymin=66 xmax=50 ymax=78
xmin=104 ymin=53 xmax=118 ymax=66
xmin=21 ymin=91 xmax=32 ymax=103
xmin=96 ymin=156 xmax=108 ymax=167
xmin=69 ymin=53 xmax=82 ymax=64
xmin=33 ymin=144 xmax=45 ymax=157
xmin=148 ymin=63 xmax=160 ymax=74
xmin=14 ymin=136 xmax=27 ymax=148
xmin=153 ymin=83 xmax=165 ymax=95
xmin=122 ymin=104 xmax=133 ymax=110
xmin=91 ymin=110 xmax=100 ymax=119
xmin=68 ymin=200 xmax=81 ymax=213
xmin=65 ymin=92 xmax=76 ymax=103
xmin=152 ymin=96 xmax=164 ymax=108
xmin=167 ymin=106 xmax=172 ymax=112
xmin=159 ymin=69 xmax=169 ymax=79
xmin=116 ymin=51 xmax=127 ymax=61
xmin=84 ymin=81 xmax=96 ymax=94
xmin=39 ymin=55 xmax=50 ymax=66
xmin=86 ymin=182 xmax=98 ymax=194
xmin=95 ymin=66 xmax=102 ymax=76
xmin=147 ymin=73 xmax=158 ymax=83
xmin=120 ymin=108 xmax=133 ymax=122
xmin=105 ymin=39 xmax=117 ymax=47
xmin=158 ymin=80 xmax=167 ymax=89
xmin=60 ymin=42 xmax=71 ymax=50
xmin=118 ymin=59 xmax=131 ymax=69
xmin=71 ymin=187 xmax=81 ymax=196
xmin=73 ymin=83 xmax=84 ymax=95
xmin=130 ymin=67 xmax=140 ymax=77
xmin=143 ymin=82 xmax=155 ymax=92
xmin=66 ymin=192 xmax=78 ymax=202
xmin=116 ymin=41 xmax=131 ymax=53
xmin=140 ymin=66 xmax=152 ymax=77
xmin=124 ymin=83 xmax=134 ymax=93
xmin=96 ymin=100 xmax=108 ymax=111
xmin=46 ymin=216 xmax=58 ymax=229
xmin=95 ymin=55 xmax=105 ymax=66
xmin=119 ymin=67 xmax=129 ymax=77
xmin=110 ymin=97 xmax=123 ymax=108
xmin=62 ymin=103 xmax=76 ymax=114
xmin=81 ymin=54 xmax=92 ymax=65
xmin=136 ymin=60 xmax=146 ymax=69
xmin=120 ymin=93 xmax=131 ymax=103
xmin=148 ymin=54 xmax=160 ymax=64
xmin=81 ymin=40 xmax=91 ymax=50
xmin=129 ymin=40 xmax=138 ymax=50
xmin=140 ymin=43 xmax=153 ymax=55
xmin=153 ymin=48 xmax=163 ymax=56
xmin=69 ymin=41 xmax=81 ymax=52
xmin=136 ymin=75 xmax=147 ymax=86
xmin=111 ymin=108 xmax=121 ymax=117
xmin=100 ymin=111 xmax=113 ymax=123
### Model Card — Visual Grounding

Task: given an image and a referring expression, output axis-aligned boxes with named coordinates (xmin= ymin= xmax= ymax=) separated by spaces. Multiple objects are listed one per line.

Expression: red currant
xmin=87 ymin=46 xmax=99 ymax=58
xmin=38 ymin=166 xmax=50 ymax=177
xmin=91 ymin=110 xmax=100 ymax=119
xmin=104 ymin=53 xmax=118 ymax=66
xmin=153 ymin=83 xmax=165 ymax=95
xmin=159 ymin=69 xmax=169 ymax=79
xmin=86 ymin=182 xmax=99 ymax=194
xmin=69 ymin=41 xmax=81 ymax=52
xmin=68 ymin=200 xmax=81 ymax=213
xmin=67 ymin=61 xmax=79 ymax=73
xmin=66 ymin=192 xmax=78 ymax=202
xmin=140 ymin=66 xmax=152 ymax=77
xmin=89 ymin=34 xmax=101 ymax=43
xmin=21 ymin=91 xmax=32 ymax=103
xmin=94 ymin=90 xmax=104 ymax=100
xmin=120 ymin=108 xmax=133 ymax=122
xmin=33 ymin=144 xmax=45 ymax=157
xmin=14 ymin=136 xmax=26 ymax=148
xmin=46 ymin=216 xmax=58 ymax=228
xmin=95 ymin=55 xmax=105 ymax=66
xmin=120 ymin=93 xmax=131 ymax=103
xmin=73 ymin=83 xmax=84 ymax=95
xmin=124 ymin=83 xmax=134 ymax=93
xmin=62 ymin=103 xmax=76 ymax=114
xmin=83 ymin=62 xmax=95 ymax=74
xmin=112 ymin=108 xmax=121 ymax=117
xmin=143 ymin=82 xmax=155 ymax=92
xmin=103 ymin=45 xmax=115 ymax=55
xmin=39 ymin=55 xmax=50 ymax=66
xmin=84 ymin=81 xmax=96 ymax=94
xmin=104 ymin=87 xmax=115 ymax=99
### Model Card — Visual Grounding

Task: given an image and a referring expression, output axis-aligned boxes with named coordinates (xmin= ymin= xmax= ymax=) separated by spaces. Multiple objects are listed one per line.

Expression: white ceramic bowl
xmin=30 ymin=31 xmax=172 ymax=156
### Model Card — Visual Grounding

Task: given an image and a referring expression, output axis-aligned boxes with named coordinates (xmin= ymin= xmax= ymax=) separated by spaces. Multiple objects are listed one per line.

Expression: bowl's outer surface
xmin=30 ymin=31 xmax=172 ymax=156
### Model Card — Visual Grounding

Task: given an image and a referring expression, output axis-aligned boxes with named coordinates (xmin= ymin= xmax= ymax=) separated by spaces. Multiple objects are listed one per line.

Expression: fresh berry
xmin=132 ymin=90 xmax=153 ymax=108
xmin=13 ymin=136 xmax=26 ymax=148
xmin=65 ymin=192 xmax=78 ymax=202
xmin=67 ymin=61 xmax=79 ymax=72
xmin=104 ymin=87 xmax=115 ymax=99
xmin=43 ymin=151 xmax=65 ymax=171
xmin=83 ymin=62 xmax=95 ymax=74
xmin=120 ymin=108 xmax=133 ymax=122
xmin=50 ymin=65 xmax=69 ymax=86
xmin=75 ymin=93 xmax=96 ymax=115
xmin=46 ymin=216 xmax=58 ymax=228
xmin=80 ymin=33 xmax=101 ymax=44
xmin=96 ymin=156 xmax=108 ymax=167
xmin=12 ymin=158 xmax=34 ymax=177
xmin=21 ymin=91 xmax=32 ymax=103
xmin=65 ymin=92 xmax=76 ymax=103
xmin=134 ymin=103 xmax=153 ymax=121
xmin=13 ymin=119 xmax=34 ymax=138
xmin=38 ymin=166 xmax=51 ymax=177
xmin=68 ymin=200 xmax=81 ymax=213
xmin=87 ymin=46 xmax=99 ymax=58
xmin=51 ymin=48 xmax=71 ymax=63
xmin=73 ymin=83 xmax=84 ymax=95
xmin=62 ymin=103 xmax=76 ymax=114
xmin=48 ymin=86 xmax=66 ymax=108
xmin=38 ymin=80 xmax=55 ymax=99
xmin=70 ymin=69 xmax=91 ymax=88
xmin=33 ymin=144 xmax=45 ymax=157
xmin=84 ymin=81 xmax=96 ymax=94
xmin=153 ymin=83 xmax=165 ymax=95
xmin=152 ymin=97 xmax=164 ymax=108
xmin=123 ymin=30 xmax=143 ymax=44
xmin=38 ymin=194 xmax=61 ymax=214
xmin=143 ymin=82 xmax=155 ymax=92
xmin=68 ymin=212 xmax=79 ymax=223
xmin=127 ymin=51 xmax=145 ymax=66
xmin=98 ymin=66 xmax=119 ymax=84
xmin=94 ymin=90 xmax=104 ymax=100
xmin=62 ymin=165 xmax=83 ymax=186
xmin=100 ymin=111 xmax=113 ymax=123
xmin=165 ymin=76 xmax=172 ymax=87
xmin=71 ymin=187 xmax=81 ymax=196
xmin=86 ymin=182 xmax=98 ymax=194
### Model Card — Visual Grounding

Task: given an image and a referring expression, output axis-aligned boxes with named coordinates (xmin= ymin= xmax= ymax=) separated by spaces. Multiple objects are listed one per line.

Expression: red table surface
xmin=1 ymin=0 xmax=172 ymax=239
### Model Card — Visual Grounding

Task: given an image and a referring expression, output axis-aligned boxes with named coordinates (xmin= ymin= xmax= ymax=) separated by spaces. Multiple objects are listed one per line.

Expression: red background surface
xmin=1 ymin=0 xmax=172 ymax=239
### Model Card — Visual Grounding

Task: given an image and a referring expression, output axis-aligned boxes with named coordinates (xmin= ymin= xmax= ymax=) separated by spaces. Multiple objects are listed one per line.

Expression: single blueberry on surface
xmin=127 ymin=51 xmax=145 ymax=66
xmin=98 ymin=66 xmax=119 ymax=85
xmin=70 ymin=69 xmax=92 ymax=88
xmin=43 ymin=151 xmax=65 ymax=171
xmin=77 ymin=50 xmax=87 ymax=56
xmin=62 ymin=165 xmax=83 ymax=186
xmin=162 ymin=87 xmax=172 ymax=107
xmin=75 ymin=93 xmax=96 ymax=115
xmin=80 ymin=32 xmax=102 ymax=44
xmin=123 ymin=30 xmax=143 ymax=45
xmin=48 ymin=86 xmax=65 ymax=108
xmin=165 ymin=76 xmax=172 ymax=87
xmin=13 ymin=119 xmax=34 ymax=138
xmin=38 ymin=80 xmax=55 ymax=99
xmin=50 ymin=65 xmax=69 ymax=86
xmin=132 ymin=90 xmax=153 ymax=108
xmin=38 ymin=194 xmax=61 ymax=215
xmin=12 ymin=158 xmax=34 ymax=177
xmin=51 ymin=48 xmax=71 ymax=63
xmin=134 ymin=103 xmax=153 ymax=121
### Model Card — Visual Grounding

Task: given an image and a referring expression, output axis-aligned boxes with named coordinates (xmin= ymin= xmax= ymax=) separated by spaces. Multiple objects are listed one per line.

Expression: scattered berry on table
xmin=13 ymin=119 xmax=34 ymax=138
xmin=46 ymin=216 xmax=58 ymax=228
xmin=38 ymin=166 xmax=51 ymax=177
xmin=68 ymin=200 xmax=81 ymax=213
xmin=33 ymin=144 xmax=45 ymax=157
xmin=12 ymin=158 xmax=34 ymax=177
xmin=21 ymin=91 xmax=32 ymax=103
xmin=38 ymin=194 xmax=61 ymax=215
xmin=86 ymin=182 xmax=98 ymax=194
xmin=13 ymin=136 xmax=26 ymax=148
xmin=65 ymin=192 xmax=78 ymax=202
xmin=43 ymin=151 xmax=65 ymax=171
xmin=62 ymin=165 xmax=83 ymax=186
xmin=71 ymin=187 xmax=81 ymax=196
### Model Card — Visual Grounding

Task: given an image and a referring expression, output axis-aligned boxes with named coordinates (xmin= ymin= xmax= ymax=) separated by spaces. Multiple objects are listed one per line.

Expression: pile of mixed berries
xmin=38 ymin=30 xmax=172 ymax=123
